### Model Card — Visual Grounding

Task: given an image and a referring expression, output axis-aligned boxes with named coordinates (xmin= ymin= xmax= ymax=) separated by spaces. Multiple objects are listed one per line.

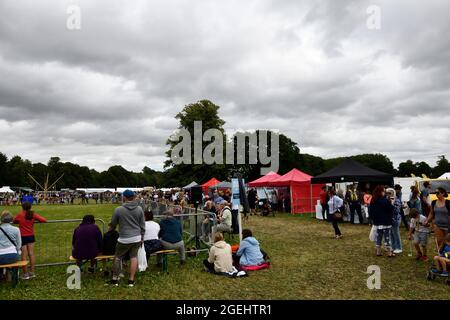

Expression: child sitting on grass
xmin=432 ymin=234 xmax=450 ymax=276
xmin=408 ymin=209 xmax=430 ymax=261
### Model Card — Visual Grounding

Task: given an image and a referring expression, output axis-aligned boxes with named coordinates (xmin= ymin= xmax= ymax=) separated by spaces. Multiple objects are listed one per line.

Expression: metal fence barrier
xmin=33 ymin=203 xmax=217 ymax=267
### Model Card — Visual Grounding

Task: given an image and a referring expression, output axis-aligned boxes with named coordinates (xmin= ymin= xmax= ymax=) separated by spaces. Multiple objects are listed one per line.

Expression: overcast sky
xmin=0 ymin=0 xmax=449 ymax=172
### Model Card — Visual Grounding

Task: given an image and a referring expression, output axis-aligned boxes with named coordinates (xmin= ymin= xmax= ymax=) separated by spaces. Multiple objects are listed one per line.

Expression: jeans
xmin=144 ymin=239 xmax=162 ymax=258
xmin=321 ymin=202 xmax=329 ymax=220
xmin=203 ymin=259 xmax=215 ymax=273
xmin=390 ymin=218 xmax=402 ymax=251
xmin=328 ymin=214 xmax=341 ymax=236
xmin=376 ymin=228 xmax=392 ymax=250
xmin=350 ymin=202 xmax=364 ymax=224
xmin=0 ymin=253 xmax=20 ymax=265
xmin=157 ymin=240 xmax=186 ymax=264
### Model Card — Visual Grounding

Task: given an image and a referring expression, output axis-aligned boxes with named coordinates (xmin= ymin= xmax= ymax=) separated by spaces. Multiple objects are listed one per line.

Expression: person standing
xmin=247 ymin=189 xmax=257 ymax=216
xmin=328 ymin=189 xmax=344 ymax=239
xmin=427 ymin=187 xmax=450 ymax=248
xmin=13 ymin=202 xmax=47 ymax=279
xmin=388 ymin=188 xmax=403 ymax=254
xmin=369 ymin=186 xmax=395 ymax=257
xmin=106 ymin=189 xmax=145 ymax=287
xmin=346 ymin=184 xmax=364 ymax=224
xmin=421 ymin=181 xmax=432 ymax=218
xmin=319 ymin=186 xmax=329 ymax=221
xmin=394 ymin=184 xmax=409 ymax=231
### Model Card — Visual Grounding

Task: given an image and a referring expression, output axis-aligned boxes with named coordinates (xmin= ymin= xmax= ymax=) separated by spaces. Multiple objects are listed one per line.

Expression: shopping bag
xmin=137 ymin=244 xmax=148 ymax=272
xmin=369 ymin=225 xmax=377 ymax=242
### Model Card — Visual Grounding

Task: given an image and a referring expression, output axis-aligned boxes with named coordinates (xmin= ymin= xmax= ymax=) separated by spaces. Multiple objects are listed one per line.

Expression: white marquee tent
xmin=439 ymin=173 xmax=450 ymax=179
xmin=0 ymin=186 xmax=15 ymax=193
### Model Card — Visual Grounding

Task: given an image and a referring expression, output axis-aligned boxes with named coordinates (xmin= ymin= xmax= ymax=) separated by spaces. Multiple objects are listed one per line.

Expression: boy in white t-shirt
xmin=408 ymin=208 xmax=430 ymax=261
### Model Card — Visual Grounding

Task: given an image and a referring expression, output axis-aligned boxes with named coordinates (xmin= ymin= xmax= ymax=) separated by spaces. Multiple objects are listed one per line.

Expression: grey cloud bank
xmin=0 ymin=0 xmax=449 ymax=172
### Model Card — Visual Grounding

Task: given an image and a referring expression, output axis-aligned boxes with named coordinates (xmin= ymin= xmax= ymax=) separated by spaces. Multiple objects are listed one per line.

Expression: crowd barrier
xmin=33 ymin=203 xmax=217 ymax=267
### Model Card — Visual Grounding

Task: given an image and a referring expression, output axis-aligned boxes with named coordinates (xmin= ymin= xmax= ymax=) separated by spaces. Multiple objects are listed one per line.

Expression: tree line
xmin=1 ymin=100 xmax=449 ymax=189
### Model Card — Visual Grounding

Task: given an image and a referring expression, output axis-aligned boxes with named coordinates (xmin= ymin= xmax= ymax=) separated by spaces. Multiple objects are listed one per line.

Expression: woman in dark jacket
xmin=72 ymin=215 xmax=103 ymax=272
xmin=369 ymin=186 xmax=395 ymax=257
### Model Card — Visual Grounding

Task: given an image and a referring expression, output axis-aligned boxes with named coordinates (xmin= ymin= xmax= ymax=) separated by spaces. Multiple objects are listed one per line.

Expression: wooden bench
xmin=150 ymin=250 xmax=178 ymax=273
xmin=0 ymin=260 xmax=29 ymax=288
xmin=69 ymin=255 xmax=115 ymax=262
xmin=69 ymin=251 xmax=178 ymax=273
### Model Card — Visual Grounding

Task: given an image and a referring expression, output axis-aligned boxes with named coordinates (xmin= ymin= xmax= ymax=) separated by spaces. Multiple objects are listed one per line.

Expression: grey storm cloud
xmin=0 ymin=0 xmax=449 ymax=172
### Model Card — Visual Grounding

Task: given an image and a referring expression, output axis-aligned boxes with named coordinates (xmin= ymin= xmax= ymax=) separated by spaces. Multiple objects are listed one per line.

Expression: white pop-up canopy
xmin=439 ymin=173 xmax=450 ymax=179
xmin=0 ymin=186 xmax=15 ymax=193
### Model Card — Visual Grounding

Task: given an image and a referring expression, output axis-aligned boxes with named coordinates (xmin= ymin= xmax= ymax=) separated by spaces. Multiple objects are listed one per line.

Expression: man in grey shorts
xmin=106 ymin=189 xmax=145 ymax=287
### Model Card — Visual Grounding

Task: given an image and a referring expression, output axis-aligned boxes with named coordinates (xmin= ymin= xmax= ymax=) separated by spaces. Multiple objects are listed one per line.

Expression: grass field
xmin=0 ymin=204 xmax=449 ymax=300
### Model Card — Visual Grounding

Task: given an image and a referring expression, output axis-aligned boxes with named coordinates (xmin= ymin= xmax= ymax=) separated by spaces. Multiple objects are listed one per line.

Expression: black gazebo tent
xmin=310 ymin=158 xmax=393 ymax=185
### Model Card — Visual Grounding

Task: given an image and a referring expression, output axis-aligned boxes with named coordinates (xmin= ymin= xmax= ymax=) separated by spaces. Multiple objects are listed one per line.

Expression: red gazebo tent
xmin=201 ymin=178 xmax=221 ymax=194
xmin=248 ymin=171 xmax=282 ymax=188
xmin=270 ymin=169 xmax=323 ymax=214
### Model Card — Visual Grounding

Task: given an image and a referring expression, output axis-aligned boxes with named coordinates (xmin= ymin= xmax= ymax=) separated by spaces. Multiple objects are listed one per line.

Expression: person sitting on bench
xmin=72 ymin=215 xmax=103 ymax=273
xmin=143 ymin=211 xmax=162 ymax=259
xmin=158 ymin=209 xmax=186 ymax=265
xmin=0 ymin=211 xmax=22 ymax=281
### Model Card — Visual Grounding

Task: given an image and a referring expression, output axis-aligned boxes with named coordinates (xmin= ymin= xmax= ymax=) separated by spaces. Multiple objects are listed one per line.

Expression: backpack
xmin=102 ymin=230 xmax=119 ymax=255
xmin=431 ymin=199 xmax=450 ymax=214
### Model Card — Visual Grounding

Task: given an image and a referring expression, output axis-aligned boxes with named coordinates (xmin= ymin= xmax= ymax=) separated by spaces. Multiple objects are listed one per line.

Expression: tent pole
xmin=310 ymin=183 xmax=313 ymax=218
xmin=290 ymin=185 xmax=293 ymax=215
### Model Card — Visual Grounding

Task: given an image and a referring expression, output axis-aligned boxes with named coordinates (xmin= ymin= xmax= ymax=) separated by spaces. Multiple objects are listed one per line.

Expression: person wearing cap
xmin=106 ymin=189 xmax=145 ymax=287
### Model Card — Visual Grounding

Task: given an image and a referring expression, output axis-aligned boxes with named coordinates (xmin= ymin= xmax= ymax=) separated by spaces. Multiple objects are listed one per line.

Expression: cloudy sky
xmin=0 ymin=0 xmax=449 ymax=172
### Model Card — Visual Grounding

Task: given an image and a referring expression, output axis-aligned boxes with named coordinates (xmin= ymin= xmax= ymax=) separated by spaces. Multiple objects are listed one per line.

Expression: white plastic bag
xmin=369 ymin=225 xmax=377 ymax=242
xmin=137 ymin=244 xmax=147 ymax=272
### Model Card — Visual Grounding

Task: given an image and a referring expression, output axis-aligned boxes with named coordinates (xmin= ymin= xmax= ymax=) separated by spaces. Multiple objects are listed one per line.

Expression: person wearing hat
xmin=106 ymin=189 xmax=145 ymax=287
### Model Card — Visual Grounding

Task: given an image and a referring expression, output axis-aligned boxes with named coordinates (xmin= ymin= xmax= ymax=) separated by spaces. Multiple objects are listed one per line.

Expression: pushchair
xmin=426 ymin=237 xmax=450 ymax=285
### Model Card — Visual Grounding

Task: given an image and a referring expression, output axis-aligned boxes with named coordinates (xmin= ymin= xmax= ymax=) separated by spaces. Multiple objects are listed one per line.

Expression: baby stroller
xmin=426 ymin=237 xmax=450 ymax=285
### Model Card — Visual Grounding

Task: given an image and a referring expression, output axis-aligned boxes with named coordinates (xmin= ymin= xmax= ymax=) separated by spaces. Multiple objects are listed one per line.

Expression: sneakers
xmin=105 ymin=279 xmax=119 ymax=287
xmin=87 ymin=267 xmax=95 ymax=274
xmin=420 ymin=255 xmax=428 ymax=261
xmin=440 ymin=271 xmax=449 ymax=277
xmin=20 ymin=273 xmax=31 ymax=280
xmin=393 ymin=249 xmax=403 ymax=254
xmin=431 ymin=268 xmax=441 ymax=274
xmin=415 ymin=254 xmax=423 ymax=261
xmin=127 ymin=280 xmax=135 ymax=287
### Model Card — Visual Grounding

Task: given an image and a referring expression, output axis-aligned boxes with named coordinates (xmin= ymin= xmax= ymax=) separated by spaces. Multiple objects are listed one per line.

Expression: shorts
xmin=21 ymin=235 xmax=36 ymax=246
xmin=414 ymin=232 xmax=428 ymax=247
xmin=115 ymin=242 xmax=141 ymax=259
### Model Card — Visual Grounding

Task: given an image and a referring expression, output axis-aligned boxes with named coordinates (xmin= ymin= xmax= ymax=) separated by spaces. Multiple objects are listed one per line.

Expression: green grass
xmin=1 ymin=204 xmax=449 ymax=300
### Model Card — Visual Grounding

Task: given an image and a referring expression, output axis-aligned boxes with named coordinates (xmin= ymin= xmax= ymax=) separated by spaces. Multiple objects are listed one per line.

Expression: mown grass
xmin=0 ymin=204 xmax=449 ymax=300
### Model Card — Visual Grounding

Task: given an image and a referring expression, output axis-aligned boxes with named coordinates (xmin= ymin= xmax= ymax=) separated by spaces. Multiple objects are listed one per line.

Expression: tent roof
xmin=311 ymin=158 xmax=393 ymax=184
xmin=0 ymin=186 xmax=15 ymax=193
xmin=439 ymin=173 xmax=450 ymax=179
xmin=272 ymin=169 xmax=312 ymax=186
xmin=209 ymin=181 xmax=232 ymax=189
xmin=248 ymin=171 xmax=282 ymax=187
xmin=182 ymin=181 xmax=199 ymax=189
xmin=202 ymin=178 xmax=221 ymax=188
